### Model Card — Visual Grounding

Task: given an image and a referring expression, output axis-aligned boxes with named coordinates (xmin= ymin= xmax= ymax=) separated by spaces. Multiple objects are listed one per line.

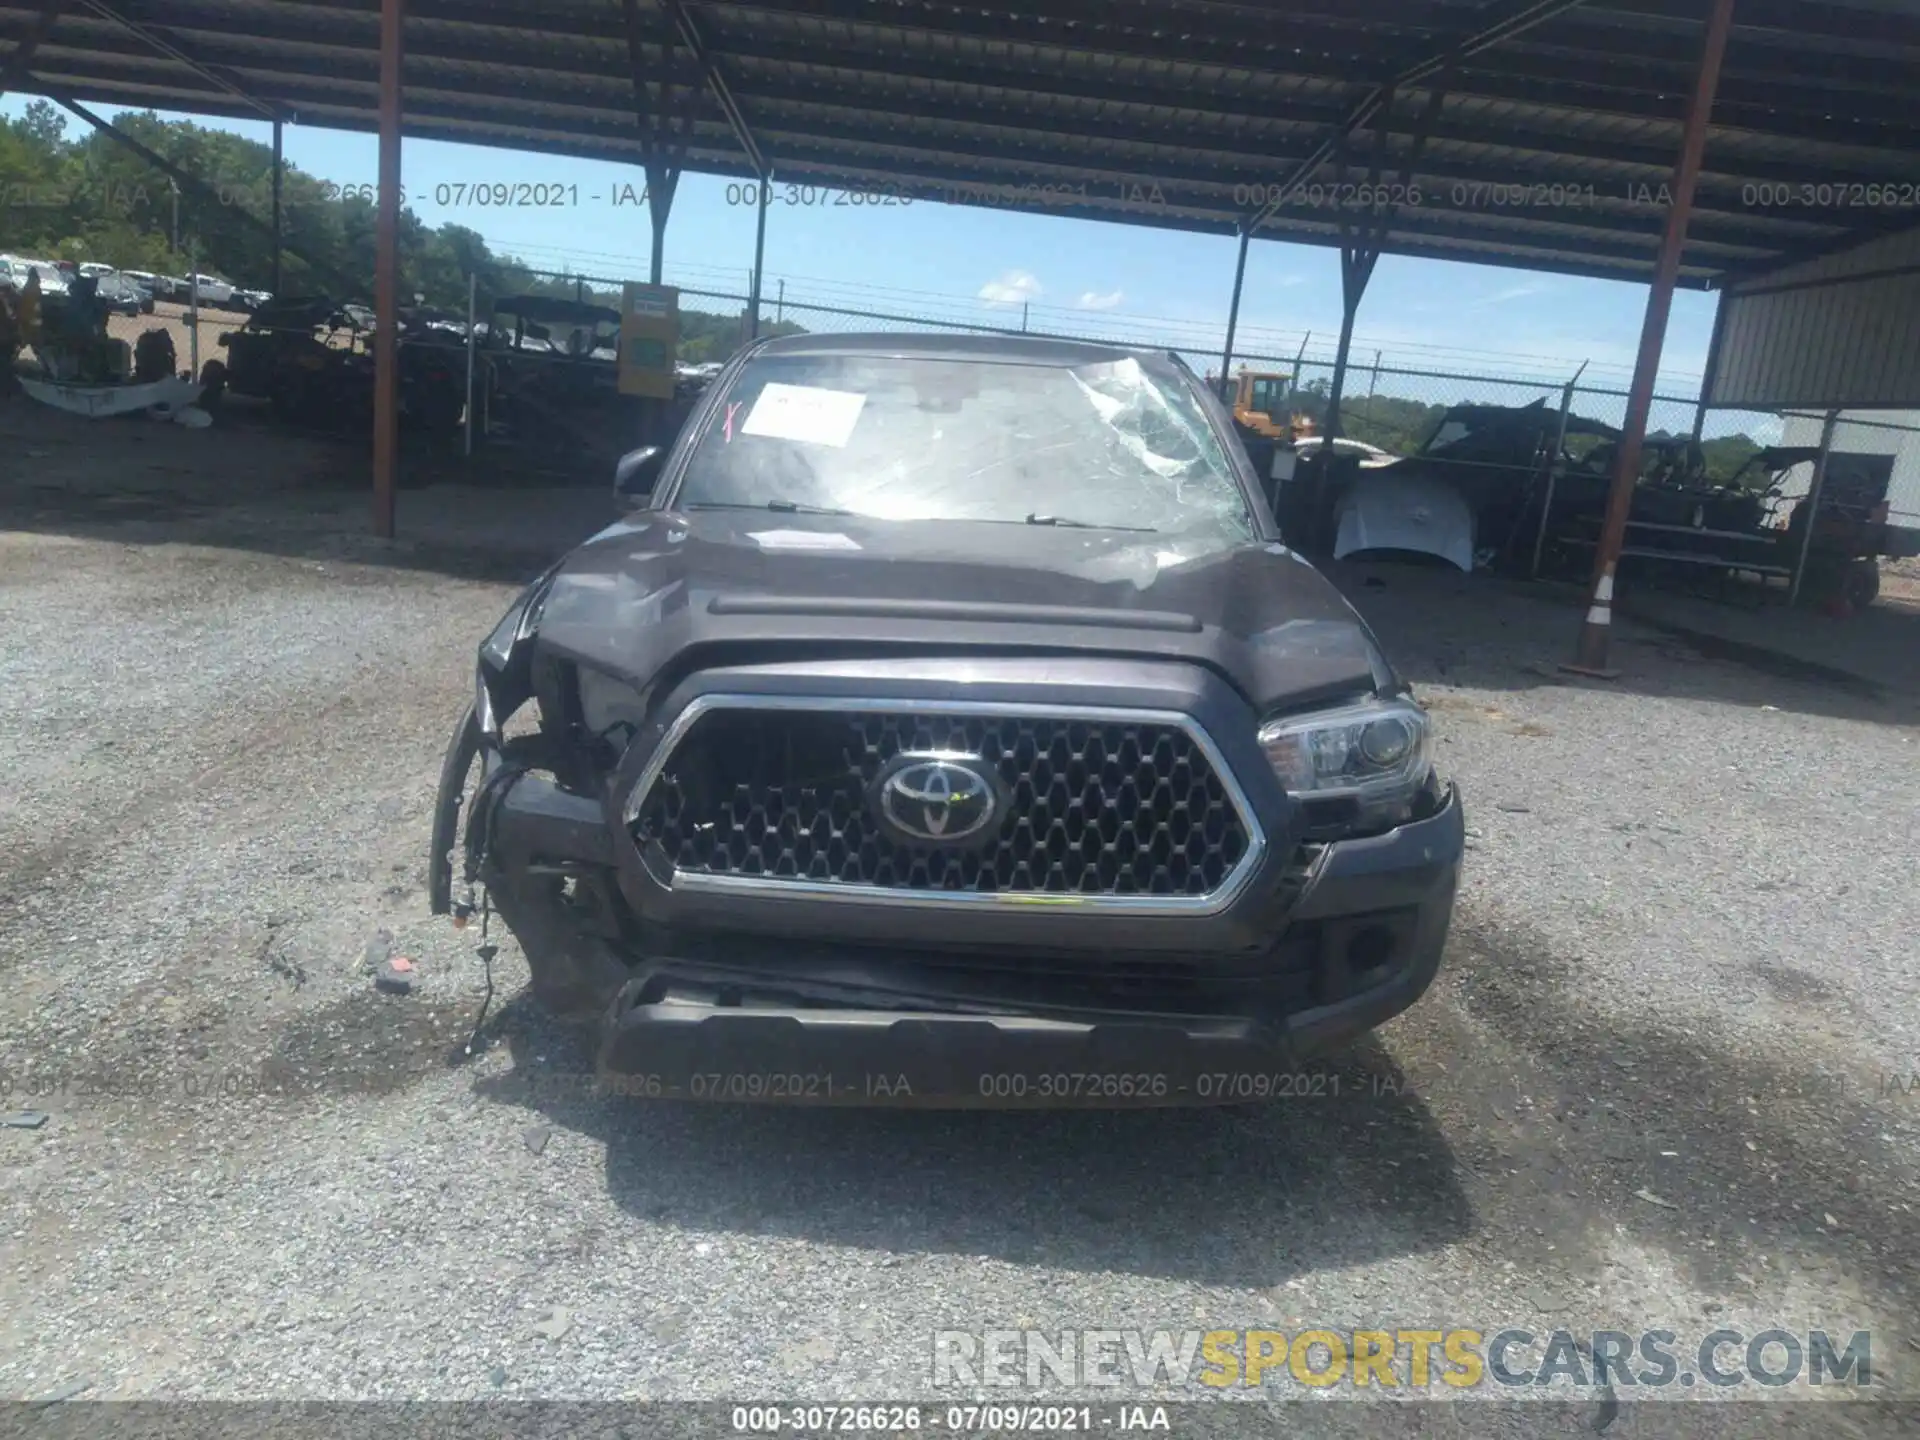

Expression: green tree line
xmin=0 ymin=101 xmax=798 ymax=361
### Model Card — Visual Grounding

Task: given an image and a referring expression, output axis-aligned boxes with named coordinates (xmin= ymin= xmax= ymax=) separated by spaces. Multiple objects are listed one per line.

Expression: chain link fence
xmin=15 ymin=299 xmax=246 ymax=381
xmin=102 ymin=299 xmax=246 ymax=380
xmin=688 ymin=279 xmax=1920 ymax=529
xmin=470 ymin=271 xmax=1920 ymax=539
xmin=28 ymin=262 xmax=1920 ymax=532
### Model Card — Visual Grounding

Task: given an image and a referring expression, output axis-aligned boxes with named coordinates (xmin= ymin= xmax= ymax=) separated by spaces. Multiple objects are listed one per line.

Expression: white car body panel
xmin=1333 ymin=469 xmax=1475 ymax=572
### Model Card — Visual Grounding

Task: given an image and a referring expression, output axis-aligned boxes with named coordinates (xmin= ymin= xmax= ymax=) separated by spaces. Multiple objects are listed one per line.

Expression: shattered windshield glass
xmin=672 ymin=352 xmax=1255 ymax=541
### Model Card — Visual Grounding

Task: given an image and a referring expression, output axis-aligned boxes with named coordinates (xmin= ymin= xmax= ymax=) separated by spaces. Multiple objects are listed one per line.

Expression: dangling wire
xmin=463 ymin=886 xmax=498 ymax=1059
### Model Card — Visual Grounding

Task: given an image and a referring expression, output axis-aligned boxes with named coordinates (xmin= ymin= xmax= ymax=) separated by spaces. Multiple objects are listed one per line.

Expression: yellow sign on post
xmin=618 ymin=282 xmax=679 ymax=399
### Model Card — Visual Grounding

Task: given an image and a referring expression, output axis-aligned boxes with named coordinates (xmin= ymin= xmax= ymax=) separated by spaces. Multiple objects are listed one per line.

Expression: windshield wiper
xmin=1024 ymin=513 xmax=1157 ymax=533
xmin=685 ymin=500 xmax=856 ymax=517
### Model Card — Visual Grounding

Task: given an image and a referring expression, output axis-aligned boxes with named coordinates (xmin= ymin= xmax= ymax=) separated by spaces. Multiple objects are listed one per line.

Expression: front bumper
xmin=476 ymin=760 xmax=1462 ymax=1107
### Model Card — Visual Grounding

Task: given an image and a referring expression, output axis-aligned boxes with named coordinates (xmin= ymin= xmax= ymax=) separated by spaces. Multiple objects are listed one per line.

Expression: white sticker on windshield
xmin=747 ymin=529 xmax=862 ymax=552
xmin=740 ymin=383 xmax=867 ymax=447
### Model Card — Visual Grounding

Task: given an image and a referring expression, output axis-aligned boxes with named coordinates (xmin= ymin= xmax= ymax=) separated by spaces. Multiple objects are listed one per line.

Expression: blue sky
xmin=8 ymin=96 xmax=1721 ymax=398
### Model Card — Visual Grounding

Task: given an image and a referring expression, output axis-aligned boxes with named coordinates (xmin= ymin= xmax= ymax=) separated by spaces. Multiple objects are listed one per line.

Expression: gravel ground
xmin=1 ymin=409 xmax=1916 ymax=1433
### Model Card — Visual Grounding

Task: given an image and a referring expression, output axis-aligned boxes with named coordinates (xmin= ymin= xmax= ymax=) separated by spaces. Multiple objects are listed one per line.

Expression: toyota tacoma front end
xmin=429 ymin=333 xmax=1463 ymax=1106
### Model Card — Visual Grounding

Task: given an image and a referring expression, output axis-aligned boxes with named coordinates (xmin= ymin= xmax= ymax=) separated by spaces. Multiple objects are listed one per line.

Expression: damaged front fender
xmin=427 ymin=702 xmax=484 ymax=916
xmin=475 ymin=567 xmax=559 ymax=738
xmin=430 ymin=568 xmax=563 ymax=914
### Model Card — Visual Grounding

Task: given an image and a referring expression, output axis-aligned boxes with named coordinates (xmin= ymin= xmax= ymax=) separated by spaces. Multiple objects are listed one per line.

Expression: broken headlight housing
xmin=475 ymin=571 xmax=558 ymax=738
xmin=1258 ymin=695 xmax=1433 ymax=836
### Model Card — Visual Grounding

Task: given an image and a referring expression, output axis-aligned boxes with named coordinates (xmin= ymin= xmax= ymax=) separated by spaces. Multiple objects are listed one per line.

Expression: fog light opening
xmin=1345 ymin=925 xmax=1397 ymax=978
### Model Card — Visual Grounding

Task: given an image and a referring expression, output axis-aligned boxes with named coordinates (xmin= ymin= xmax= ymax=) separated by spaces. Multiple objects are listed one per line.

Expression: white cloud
xmin=1486 ymin=282 xmax=1549 ymax=305
xmin=1277 ymin=274 xmax=1308 ymax=288
xmin=1076 ymin=289 xmax=1124 ymax=310
xmin=978 ymin=269 xmax=1043 ymax=306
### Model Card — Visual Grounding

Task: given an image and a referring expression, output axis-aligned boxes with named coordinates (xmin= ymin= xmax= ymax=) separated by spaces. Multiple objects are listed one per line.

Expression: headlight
xmin=480 ymin=597 xmax=527 ymax=672
xmin=480 ymin=568 xmax=560 ymax=670
xmin=476 ymin=571 xmax=559 ymax=737
xmin=1258 ymin=695 xmax=1432 ymax=832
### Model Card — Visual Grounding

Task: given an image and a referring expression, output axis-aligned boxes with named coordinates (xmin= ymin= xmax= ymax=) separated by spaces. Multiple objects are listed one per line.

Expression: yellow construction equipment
xmin=1229 ymin=368 xmax=1302 ymax=439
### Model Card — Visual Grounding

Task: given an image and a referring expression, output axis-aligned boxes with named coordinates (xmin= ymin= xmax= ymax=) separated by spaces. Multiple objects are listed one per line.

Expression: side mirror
xmin=614 ymin=445 xmax=665 ymax=507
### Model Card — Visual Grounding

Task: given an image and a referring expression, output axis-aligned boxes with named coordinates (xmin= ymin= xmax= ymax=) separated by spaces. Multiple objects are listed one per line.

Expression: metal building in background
xmin=1708 ymin=226 xmax=1920 ymax=412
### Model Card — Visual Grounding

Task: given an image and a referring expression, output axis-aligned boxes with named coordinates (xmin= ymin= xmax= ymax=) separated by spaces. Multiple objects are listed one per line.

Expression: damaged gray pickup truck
xmin=429 ymin=333 xmax=1462 ymax=1107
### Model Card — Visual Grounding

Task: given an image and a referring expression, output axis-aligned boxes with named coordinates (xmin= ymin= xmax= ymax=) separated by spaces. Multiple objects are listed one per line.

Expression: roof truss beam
xmin=1252 ymin=0 xmax=1620 ymax=233
xmin=77 ymin=0 xmax=281 ymax=118
xmin=1 ymin=0 xmax=67 ymax=93
xmin=657 ymin=0 xmax=767 ymax=175
xmin=8 ymin=0 xmax=1913 ymax=288
xmin=30 ymin=47 xmax=1834 ymax=258
xmin=26 ymin=14 xmax=1918 ymax=189
xmin=29 ymin=2 xmax=1920 ymax=152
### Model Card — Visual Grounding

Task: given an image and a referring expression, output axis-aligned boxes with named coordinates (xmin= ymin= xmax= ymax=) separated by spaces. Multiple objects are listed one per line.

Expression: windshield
xmin=671 ymin=352 xmax=1255 ymax=540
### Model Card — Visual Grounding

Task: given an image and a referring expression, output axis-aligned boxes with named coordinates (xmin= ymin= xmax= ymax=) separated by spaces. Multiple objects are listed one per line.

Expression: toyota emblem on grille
xmin=874 ymin=754 xmax=999 ymax=845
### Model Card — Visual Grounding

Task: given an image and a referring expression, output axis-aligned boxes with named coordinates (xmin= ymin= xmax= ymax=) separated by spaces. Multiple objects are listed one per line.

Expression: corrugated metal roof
xmin=6 ymin=0 xmax=1919 ymax=286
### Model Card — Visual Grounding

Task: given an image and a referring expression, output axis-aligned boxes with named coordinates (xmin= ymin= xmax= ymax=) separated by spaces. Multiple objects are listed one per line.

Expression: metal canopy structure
xmin=7 ymin=0 xmax=1916 ymax=673
xmin=6 ymin=0 xmax=1920 ymax=288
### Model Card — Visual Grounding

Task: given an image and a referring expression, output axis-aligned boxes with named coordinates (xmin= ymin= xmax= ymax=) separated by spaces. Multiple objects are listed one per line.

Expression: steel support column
xmin=1570 ymin=0 xmax=1736 ymax=676
xmin=748 ymin=177 xmax=769 ymax=339
xmin=1324 ymin=245 xmax=1377 ymax=443
xmin=1319 ymin=77 xmax=1430 ymax=446
xmin=1788 ymin=410 xmax=1840 ymax=608
xmin=623 ymin=0 xmax=697 ymax=289
xmin=1217 ymin=226 xmax=1250 ymax=403
xmin=646 ymin=166 xmax=678 ymax=284
xmin=1690 ymin=287 xmax=1728 ymax=443
xmin=270 ymin=116 xmax=284 ymax=296
xmin=1532 ymin=360 xmax=1588 ymax=579
xmin=463 ymin=270 xmax=477 ymax=457
xmin=372 ymin=0 xmax=404 ymax=539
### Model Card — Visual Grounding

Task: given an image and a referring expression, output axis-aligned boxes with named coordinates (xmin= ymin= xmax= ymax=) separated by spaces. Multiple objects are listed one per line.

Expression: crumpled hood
xmin=530 ymin=510 xmax=1395 ymax=710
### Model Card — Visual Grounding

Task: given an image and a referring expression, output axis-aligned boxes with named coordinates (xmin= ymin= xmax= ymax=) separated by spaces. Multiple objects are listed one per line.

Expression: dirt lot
xmin=1883 ymin=555 xmax=1920 ymax=609
xmin=0 ymin=396 xmax=1916 ymax=1432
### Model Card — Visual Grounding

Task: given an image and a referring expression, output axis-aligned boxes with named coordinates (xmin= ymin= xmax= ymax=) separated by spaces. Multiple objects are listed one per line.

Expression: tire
xmin=1843 ymin=558 xmax=1880 ymax=610
xmin=429 ymin=704 xmax=631 ymax=1021
xmin=428 ymin=703 xmax=482 ymax=916
xmin=198 ymin=358 xmax=228 ymax=407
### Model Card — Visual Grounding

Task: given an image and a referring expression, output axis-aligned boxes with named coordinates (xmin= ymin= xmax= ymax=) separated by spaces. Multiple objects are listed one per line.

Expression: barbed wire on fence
xmin=501 ymin=240 xmax=1681 ymax=389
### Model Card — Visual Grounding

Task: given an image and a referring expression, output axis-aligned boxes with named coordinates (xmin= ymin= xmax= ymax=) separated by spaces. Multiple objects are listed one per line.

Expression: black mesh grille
xmin=631 ymin=707 xmax=1253 ymax=898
